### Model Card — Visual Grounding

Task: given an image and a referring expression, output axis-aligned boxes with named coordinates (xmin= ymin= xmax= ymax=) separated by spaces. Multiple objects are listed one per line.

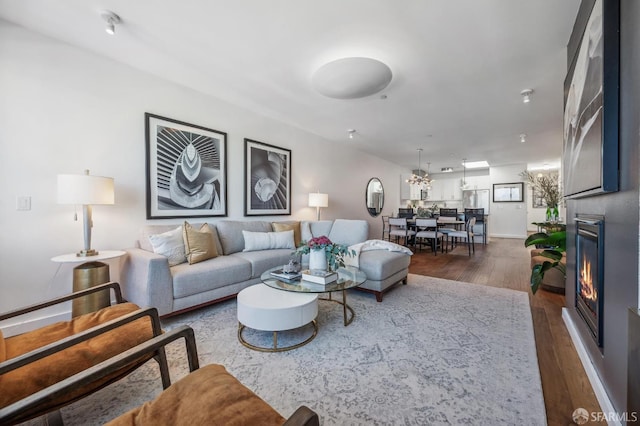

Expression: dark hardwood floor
xmin=408 ymin=237 xmax=603 ymax=425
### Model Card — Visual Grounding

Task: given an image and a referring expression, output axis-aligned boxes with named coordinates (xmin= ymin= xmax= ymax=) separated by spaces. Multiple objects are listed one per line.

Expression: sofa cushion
xmin=171 ymin=256 xmax=252 ymax=298
xmin=105 ymin=364 xmax=285 ymax=426
xmin=148 ymin=226 xmax=186 ymax=267
xmin=300 ymin=220 xmax=334 ymax=242
xmin=242 ymin=230 xmax=295 ymax=252
xmin=358 ymin=250 xmax=411 ymax=281
xmin=328 ymin=219 xmax=368 ymax=246
xmin=271 ymin=221 xmax=302 ymax=246
xmin=231 ymin=249 xmax=295 ymax=278
xmin=139 ymin=224 xmax=223 ymax=256
xmin=1 ymin=303 xmax=153 ymax=410
xmin=183 ymin=222 xmax=218 ymax=265
xmin=216 ymin=221 xmax=272 ymax=255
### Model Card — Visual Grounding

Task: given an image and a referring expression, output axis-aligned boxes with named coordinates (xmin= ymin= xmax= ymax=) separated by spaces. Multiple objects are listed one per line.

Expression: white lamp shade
xmin=57 ymin=174 xmax=115 ymax=205
xmin=308 ymin=193 xmax=328 ymax=208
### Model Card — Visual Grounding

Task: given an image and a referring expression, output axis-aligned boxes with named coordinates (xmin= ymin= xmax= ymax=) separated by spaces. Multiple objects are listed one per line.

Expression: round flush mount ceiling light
xmin=312 ymin=57 xmax=392 ymax=99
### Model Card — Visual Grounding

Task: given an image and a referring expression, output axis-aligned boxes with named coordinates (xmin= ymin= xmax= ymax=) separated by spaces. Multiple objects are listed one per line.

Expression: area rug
xmin=57 ymin=274 xmax=546 ymax=425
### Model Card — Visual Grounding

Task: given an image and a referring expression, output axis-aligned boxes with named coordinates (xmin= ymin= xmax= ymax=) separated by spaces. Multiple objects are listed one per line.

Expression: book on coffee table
xmin=301 ymin=269 xmax=338 ymax=285
xmin=270 ymin=269 xmax=302 ymax=281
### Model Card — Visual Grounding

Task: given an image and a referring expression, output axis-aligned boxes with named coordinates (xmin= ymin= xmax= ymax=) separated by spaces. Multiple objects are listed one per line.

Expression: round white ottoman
xmin=237 ymin=284 xmax=318 ymax=352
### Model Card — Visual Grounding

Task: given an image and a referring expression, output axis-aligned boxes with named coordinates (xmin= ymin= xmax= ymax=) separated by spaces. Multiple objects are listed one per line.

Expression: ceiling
xmin=0 ymin=0 xmax=580 ymax=173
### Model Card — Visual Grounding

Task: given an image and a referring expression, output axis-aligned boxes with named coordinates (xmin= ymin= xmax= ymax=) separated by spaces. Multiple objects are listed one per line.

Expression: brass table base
xmin=72 ymin=261 xmax=110 ymax=317
xmin=321 ymin=290 xmax=355 ymax=326
xmin=238 ymin=320 xmax=318 ymax=353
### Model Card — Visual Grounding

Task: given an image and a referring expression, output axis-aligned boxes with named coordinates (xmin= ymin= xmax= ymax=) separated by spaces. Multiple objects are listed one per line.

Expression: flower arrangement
xmin=295 ymin=236 xmax=355 ymax=271
xmin=521 ymin=170 xmax=562 ymax=208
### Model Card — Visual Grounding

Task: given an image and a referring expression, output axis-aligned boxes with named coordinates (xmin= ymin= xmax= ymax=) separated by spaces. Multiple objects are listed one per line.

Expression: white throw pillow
xmin=242 ymin=230 xmax=295 ymax=252
xmin=148 ymin=226 xmax=187 ymax=266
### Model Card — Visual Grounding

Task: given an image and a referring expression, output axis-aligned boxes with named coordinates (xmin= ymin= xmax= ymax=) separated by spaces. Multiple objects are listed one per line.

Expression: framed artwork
xmin=244 ymin=138 xmax=291 ymax=216
xmin=532 ymin=188 xmax=546 ymax=208
xmin=493 ymin=183 xmax=524 ymax=203
xmin=562 ymin=0 xmax=619 ymax=198
xmin=145 ymin=113 xmax=227 ymax=219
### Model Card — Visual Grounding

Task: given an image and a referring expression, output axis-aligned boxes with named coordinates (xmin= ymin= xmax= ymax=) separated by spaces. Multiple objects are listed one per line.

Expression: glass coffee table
xmin=261 ymin=266 xmax=366 ymax=326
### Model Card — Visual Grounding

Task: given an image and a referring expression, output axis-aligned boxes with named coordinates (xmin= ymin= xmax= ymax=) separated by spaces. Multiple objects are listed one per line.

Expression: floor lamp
xmin=308 ymin=192 xmax=328 ymax=221
xmin=57 ymin=170 xmax=115 ymax=257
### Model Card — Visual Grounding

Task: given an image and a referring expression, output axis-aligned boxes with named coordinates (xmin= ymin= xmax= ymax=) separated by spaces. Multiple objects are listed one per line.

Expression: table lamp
xmin=57 ymin=170 xmax=114 ymax=257
xmin=308 ymin=192 xmax=328 ymax=221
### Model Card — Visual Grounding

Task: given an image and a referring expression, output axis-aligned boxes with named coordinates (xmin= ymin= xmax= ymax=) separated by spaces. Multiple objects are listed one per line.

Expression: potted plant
xmin=524 ymin=228 xmax=566 ymax=294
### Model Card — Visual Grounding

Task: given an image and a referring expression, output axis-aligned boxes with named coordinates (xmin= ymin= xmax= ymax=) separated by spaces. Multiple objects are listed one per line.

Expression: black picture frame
xmin=493 ymin=183 xmax=524 ymax=203
xmin=562 ymin=0 xmax=619 ymax=198
xmin=145 ymin=113 xmax=227 ymax=219
xmin=244 ymin=138 xmax=291 ymax=216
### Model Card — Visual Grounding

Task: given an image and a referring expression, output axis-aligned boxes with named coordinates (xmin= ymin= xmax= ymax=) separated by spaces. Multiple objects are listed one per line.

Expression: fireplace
xmin=575 ymin=215 xmax=604 ymax=347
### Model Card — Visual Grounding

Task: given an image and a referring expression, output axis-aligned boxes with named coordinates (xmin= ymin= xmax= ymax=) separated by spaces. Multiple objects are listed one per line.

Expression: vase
xmin=309 ymin=249 xmax=327 ymax=271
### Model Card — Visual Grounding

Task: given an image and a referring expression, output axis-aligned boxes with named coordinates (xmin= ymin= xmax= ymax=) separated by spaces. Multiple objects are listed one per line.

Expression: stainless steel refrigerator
xmin=462 ymin=189 xmax=490 ymax=213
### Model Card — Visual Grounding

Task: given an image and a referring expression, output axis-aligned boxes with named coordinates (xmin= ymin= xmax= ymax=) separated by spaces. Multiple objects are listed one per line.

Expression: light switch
xmin=16 ymin=196 xmax=31 ymax=211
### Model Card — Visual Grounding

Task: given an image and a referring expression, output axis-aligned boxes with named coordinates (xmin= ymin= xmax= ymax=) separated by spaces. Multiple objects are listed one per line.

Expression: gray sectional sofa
xmin=122 ymin=219 xmax=411 ymax=317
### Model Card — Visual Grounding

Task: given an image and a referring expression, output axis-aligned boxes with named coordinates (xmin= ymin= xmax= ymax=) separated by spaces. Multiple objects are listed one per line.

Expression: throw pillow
xmin=183 ymin=222 xmax=218 ymax=265
xmin=148 ymin=226 xmax=187 ymax=266
xmin=271 ymin=222 xmax=301 ymax=246
xmin=242 ymin=230 xmax=295 ymax=252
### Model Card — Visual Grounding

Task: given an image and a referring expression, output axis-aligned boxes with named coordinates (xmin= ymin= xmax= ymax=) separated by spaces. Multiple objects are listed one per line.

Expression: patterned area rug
xmin=56 ymin=274 xmax=545 ymax=425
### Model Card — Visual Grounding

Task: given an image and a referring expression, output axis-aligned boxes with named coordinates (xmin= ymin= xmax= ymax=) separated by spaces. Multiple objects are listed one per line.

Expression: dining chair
xmin=439 ymin=208 xmax=458 ymax=218
xmin=414 ymin=218 xmax=444 ymax=255
xmin=446 ymin=217 xmax=476 ymax=256
xmin=397 ymin=208 xmax=414 ymax=219
xmin=464 ymin=208 xmax=486 ymax=244
xmin=381 ymin=215 xmax=390 ymax=241
xmin=388 ymin=217 xmax=416 ymax=246
xmin=437 ymin=216 xmax=458 ymax=237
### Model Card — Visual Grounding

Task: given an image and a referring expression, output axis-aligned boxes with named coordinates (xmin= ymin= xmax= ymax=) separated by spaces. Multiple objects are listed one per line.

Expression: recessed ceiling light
xmin=101 ymin=10 xmax=121 ymax=35
xmin=520 ymin=89 xmax=534 ymax=103
xmin=463 ymin=160 xmax=490 ymax=169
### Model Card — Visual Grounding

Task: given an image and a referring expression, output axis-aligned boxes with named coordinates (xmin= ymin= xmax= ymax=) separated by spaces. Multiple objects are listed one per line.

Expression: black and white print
xmin=146 ymin=113 xmax=227 ymax=219
xmin=244 ymin=139 xmax=291 ymax=216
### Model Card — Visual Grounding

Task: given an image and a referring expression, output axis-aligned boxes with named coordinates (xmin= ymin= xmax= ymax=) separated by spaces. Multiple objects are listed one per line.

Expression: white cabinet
xmin=424 ymin=178 xmax=462 ymax=201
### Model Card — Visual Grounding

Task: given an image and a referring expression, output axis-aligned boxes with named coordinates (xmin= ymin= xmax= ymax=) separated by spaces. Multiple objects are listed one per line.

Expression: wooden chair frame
xmin=1 ymin=326 xmax=319 ymax=426
xmin=0 ymin=282 xmax=169 ymax=425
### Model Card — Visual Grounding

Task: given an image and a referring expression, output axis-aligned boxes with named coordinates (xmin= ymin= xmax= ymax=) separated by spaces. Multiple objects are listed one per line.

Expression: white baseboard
xmin=1 ymin=311 xmax=70 ymax=337
xmin=489 ymin=233 xmax=527 ymax=239
xmin=562 ymin=308 xmax=621 ymax=426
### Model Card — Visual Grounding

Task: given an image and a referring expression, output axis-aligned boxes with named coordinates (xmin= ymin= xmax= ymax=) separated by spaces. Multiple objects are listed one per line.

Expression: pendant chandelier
xmin=461 ymin=158 xmax=470 ymax=190
xmin=406 ymin=148 xmax=432 ymax=189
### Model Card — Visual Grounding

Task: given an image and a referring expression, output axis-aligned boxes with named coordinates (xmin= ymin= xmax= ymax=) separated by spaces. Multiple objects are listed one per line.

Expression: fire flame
xmin=579 ymin=258 xmax=597 ymax=302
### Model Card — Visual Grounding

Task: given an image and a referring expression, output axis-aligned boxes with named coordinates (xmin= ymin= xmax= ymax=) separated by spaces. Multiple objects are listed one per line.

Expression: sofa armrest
xmin=121 ymin=248 xmax=173 ymax=316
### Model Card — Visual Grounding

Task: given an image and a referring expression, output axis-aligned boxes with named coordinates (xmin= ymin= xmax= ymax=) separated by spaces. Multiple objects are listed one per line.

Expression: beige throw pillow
xmin=183 ymin=222 xmax=218 ymax=265
xmin=272 ymin=222 xmax=301 ymax=246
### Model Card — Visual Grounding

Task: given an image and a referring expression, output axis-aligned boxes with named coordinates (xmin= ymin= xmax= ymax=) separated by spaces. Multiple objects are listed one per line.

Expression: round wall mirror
xmin=365 ymin=178 xmax=384 ymax=217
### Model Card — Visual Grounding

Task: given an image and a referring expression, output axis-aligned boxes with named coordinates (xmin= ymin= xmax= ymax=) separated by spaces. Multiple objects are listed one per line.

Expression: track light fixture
xmin=348 ymin=129 xmax=356 ymax=139
xmin=520 ymin=133 xmax=527 ymax=143
xmin=520 ymin=89 xmax=533 ymax=103
xmin=101 ymin=11 xmax=121 ymax=35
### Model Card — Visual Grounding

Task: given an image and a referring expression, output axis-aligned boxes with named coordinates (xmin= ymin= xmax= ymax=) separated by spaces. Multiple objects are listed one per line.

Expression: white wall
xmin=489 ymin=164 xmax=528 ymax=238
xmin=0 ymin=22 xmax=406 ymax=318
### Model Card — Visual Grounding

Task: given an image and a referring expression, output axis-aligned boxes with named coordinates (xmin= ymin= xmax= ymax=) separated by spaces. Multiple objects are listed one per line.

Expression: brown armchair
xmin=0 ymin=282 xmax=169 ymax=425
xmin=1 ymin=325 xmax=319 ymax=426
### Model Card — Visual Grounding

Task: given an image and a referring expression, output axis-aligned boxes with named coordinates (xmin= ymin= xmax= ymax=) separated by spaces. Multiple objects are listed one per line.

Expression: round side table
xmin=51 ymin=250 xmax=126 ymax=317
